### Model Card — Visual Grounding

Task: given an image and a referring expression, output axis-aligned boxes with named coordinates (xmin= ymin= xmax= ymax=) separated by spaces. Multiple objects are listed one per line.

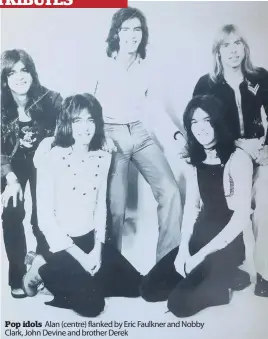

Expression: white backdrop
xmin=2 ymin=3 xmax=268 ymax=337
xmin=2 ymin=1 xmax=268 ymax=270
xmin=2 ymin=2 xmax=268 ymax=119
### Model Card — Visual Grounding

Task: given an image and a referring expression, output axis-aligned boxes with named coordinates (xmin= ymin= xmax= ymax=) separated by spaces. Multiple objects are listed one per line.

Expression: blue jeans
xmin=104 ymin=121 xmax=182 ymax=262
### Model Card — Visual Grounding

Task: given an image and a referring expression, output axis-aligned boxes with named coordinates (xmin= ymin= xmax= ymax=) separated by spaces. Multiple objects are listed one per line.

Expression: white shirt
xmin=34 ymin=139 xmax=111 ymax=253
xmin=94 ymin=56 xmax=149 ymax=124
xmin=224 ymin=76 xmax=245 ymax=137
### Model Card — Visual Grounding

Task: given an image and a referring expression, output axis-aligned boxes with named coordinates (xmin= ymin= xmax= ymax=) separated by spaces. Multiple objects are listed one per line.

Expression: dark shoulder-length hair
xmin=53 ymin=93 xmax=105 ymax=151
xmin=182 ymin=95 xmax=235 ymax=166
xmin=1 ymin=49 xmax=43 ymax=124
xmin=106 ymin=7 xmax=149 ymax=59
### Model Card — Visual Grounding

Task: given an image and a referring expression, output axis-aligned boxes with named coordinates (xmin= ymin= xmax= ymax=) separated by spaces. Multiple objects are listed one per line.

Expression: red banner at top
xmin=0 ymin=0 xmax=128 ymax=8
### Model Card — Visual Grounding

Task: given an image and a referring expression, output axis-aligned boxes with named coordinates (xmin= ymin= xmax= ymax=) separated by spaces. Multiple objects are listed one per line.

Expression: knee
xmin=140 ymin=264 xmax=182 ymax=303
xmin=139 ymin=275 xmax=164 ymax=302
xmin=72 ymin=293 xmax=105 ymax=317
xmin=2 ymin=201 xmax=25 ymax=224
xmin=158 ymin=179 xmax=181 ymax=205
xmin=167 ymin=288 xmax=191 ymax=318
xmin=167 ymin=298 xmax=186 ymax=318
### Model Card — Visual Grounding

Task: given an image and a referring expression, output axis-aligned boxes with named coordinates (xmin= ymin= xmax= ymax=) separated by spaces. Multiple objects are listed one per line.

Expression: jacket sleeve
xmin=1 ymin=125 xmax=14 ymax=178
xmin=1 ymin=155 xmax=12 ymax=178
xmin=35 ymin=149 xmax=74 ymax=253
xmin=258 ymin=68 xmax=268 ymax=144
xmin=94 ymin=152 xmax=112 ymax=244
xmin=51 ymin=91 xmax=63 ymax=119
xmin=193 ymin=74 xmax=211 ymax=97
xmin=42 ymin=89 xmax=63 ymax=136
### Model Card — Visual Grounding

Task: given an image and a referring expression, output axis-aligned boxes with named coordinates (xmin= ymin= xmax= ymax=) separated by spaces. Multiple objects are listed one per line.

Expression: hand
xmin=256 ymin=145 xmax=268 ymax=166
xmin=102 ymin=138 xmax=117 ymax=153
xmin=185 ymin=252 xmax=204 ymax=275
xmin=80 ymin=246 xmax=102 ymax=276
xmin=235 ymin=138 xmax=263 ymax=161
xmin=174 ymin=254 xmax=186 ymax=278
xmin=174 ymin=244 xmax=190 ymax=277
xmin=1 ymin=182 xmax=23 ymax=208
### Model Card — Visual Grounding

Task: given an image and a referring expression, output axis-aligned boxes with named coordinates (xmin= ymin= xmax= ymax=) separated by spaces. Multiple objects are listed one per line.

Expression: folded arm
xmin=174 ymin=163 xmax=201 ymax=275
xmin=94 ymin=153 xmax=112 ymax=249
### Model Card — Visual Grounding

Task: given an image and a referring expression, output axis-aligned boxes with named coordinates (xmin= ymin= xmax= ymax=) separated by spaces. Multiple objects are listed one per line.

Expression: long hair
xmin=53 ymin=93 xmax=105 ymax=151
xmin=106 ymin=7 xmax=149 ymax=59
xmin=183 ymin=95 xmax=235 ymax=166
xmin=210 ymin=24 xmax=258 ymax=83
xmin=1 ymin=49 xmax=43 ymax=124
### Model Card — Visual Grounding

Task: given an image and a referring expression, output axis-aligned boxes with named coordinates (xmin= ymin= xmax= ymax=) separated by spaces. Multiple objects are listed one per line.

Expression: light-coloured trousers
xmin=104 ymin=121 xmax=182 ymax=262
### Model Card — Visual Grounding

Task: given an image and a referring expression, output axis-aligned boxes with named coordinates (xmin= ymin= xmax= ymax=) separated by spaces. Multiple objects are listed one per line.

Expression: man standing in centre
xmin=93 ymin=7 xmax=182 ymax=262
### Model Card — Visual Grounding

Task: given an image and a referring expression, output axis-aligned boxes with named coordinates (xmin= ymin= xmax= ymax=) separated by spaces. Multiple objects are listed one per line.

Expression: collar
xmin=111 ymin=52 xmax=142 ymax=65
xmin=64 ymin=147 xmax=106 ymax=158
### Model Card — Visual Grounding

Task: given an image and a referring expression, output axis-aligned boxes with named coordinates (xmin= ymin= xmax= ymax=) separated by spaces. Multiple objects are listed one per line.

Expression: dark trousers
xmin=140 ymin=240 xmax=244 ymax=317
xmin=39 ymin=231 xmax=143 ymax=317
xmin=1 ymin=152 xmax=49 ymax=288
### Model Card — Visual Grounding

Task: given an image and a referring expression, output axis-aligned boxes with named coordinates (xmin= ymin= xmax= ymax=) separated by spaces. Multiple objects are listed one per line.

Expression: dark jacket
xmin=193 ymin=68 xmax=268 ymax=145
xmin=1 ymin=86 xmax=62 ymax=178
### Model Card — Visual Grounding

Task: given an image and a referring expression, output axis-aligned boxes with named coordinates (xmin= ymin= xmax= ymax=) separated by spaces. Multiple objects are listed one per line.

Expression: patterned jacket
xmin=1 ymin=86 xmax=62 ymax=178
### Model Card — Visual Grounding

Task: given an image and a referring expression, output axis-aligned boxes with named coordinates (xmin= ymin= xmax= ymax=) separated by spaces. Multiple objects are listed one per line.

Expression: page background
xmin=1 ymin=2 xmax=268 ymax=338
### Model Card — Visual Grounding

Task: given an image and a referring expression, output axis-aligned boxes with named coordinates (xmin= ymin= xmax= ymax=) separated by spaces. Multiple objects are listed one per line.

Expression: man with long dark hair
xmin=21 ymin=94 xmax=142 ymax=317
xmin=94 ymin=7 xmax=182 ymax=262
xmin=140 ymin=95 xmax=252 ymax=317
xmin=1 ymin=49 xmax=62 ymax=298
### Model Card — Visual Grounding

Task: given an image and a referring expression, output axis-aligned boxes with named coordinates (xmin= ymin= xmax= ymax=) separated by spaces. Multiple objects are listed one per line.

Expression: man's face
xmin=71 ymin=108 xmax=96 ymax=146
xmin=191 ymin=108 xmax=216 ymax=148
xmin=7 ymin=60 xmax=33 ymax=96
xmin=118 ymin=17 xmax=143 ymax=54
xmin=219 ymin=33 xmax=245 ymax=69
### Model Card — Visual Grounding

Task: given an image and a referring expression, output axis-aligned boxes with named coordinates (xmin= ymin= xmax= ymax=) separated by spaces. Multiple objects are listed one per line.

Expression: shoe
xmin=231 ymin=268 xmax=251 ymax=291
xmin=167 ymin=283 xmax=232 ymax=318
xmin=254 ymin=274 xmax=268 ymax=297
xmin=45 ymin=294 xmax=105 ymax=318
xmin=24 ymin=251 xmax=39 ymax=265
xmin=45 ymin=297 xmax=72 ymax=310
xmin=140 ymin=270 xmax=183 ymax=302
xmin=11 ymin=288 xmax=27 ymax=299
xmin=22 ymin=252 xmax=45 ymax=297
